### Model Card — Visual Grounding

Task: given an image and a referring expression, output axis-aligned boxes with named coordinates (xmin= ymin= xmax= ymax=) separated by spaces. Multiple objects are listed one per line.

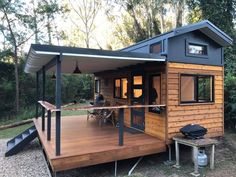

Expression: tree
xmin=0 ymin=0 xmax=35 ymax=113
xmin=68 ymin=0 xmax=101 ymax=48
xmin=187 ymin=0 xmax=236 ymax=129
xmin=37 ymin=0 xmax=68 ymax=45
xmin=171 ymin=0 xmax=185 ymax=28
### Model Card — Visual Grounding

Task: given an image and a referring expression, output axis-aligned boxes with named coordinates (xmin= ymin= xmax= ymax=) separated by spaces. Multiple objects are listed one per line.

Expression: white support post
xmin=174 ymin=141 xmax=180 ymax=168
xmin=210 ymin=144 xmax=215 ymax=170
xmin=190 ymin=146 xmax=200 ymax=177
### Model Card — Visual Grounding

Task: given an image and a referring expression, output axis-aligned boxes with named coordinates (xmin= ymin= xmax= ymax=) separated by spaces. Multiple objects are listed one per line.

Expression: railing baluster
xmin=47 ymin=110 xmax=51 ymax=140
xmin=119 ymin=108 xmax=124 ymax=146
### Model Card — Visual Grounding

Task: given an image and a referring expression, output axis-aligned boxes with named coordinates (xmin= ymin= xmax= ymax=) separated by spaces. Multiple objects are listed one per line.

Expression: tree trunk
xmin=14 ymin=48 xmax=19 ymax=113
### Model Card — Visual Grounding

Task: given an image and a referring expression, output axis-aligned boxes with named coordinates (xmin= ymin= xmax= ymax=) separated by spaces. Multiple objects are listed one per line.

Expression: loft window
xmin=95 ymin=80 xmax=100 ymax=93
xmin=149 ymin=74 xmax=161 ymax=113
xmin=186 ymin=41 xmax=208 ymax=57
xmin=180 ymin=74 xmax=214 ymax=104
xmin=150 ymin=42 xmax=162 ymax=54
xmin=114 ymin=78 xmax=128 ymax=99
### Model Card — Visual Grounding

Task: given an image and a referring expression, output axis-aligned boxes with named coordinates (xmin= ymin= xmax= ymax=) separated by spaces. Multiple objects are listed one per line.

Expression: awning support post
xmin=42 ymin=66 xmax=45 ymax=131
xmin=118 ymin=108 xmax=124 ymax=146
xmin=114 ymin=160 xmax=117 ymax=177
xmin=36 ymin=72 xmax=39 ymax=119
xmin=55 ymin=55 xmax=61 ymax=156
xmin=47 ymin=110 xmax=51 ymax=141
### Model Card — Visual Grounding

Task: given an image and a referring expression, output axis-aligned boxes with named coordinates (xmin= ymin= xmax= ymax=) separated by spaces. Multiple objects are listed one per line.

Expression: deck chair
xmin=87 ymin=101 xmax=105 ymax=121
xmin=99 ymin=107 xmax=115 ymax=126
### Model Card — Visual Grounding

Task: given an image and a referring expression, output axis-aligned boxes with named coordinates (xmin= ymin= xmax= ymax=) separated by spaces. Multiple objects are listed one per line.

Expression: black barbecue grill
xmin=180 ymin=124 xmax=207 ymax=139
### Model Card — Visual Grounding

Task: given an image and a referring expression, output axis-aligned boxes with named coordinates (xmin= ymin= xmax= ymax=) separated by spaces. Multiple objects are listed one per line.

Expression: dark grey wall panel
xmin=167 ymin=30 xmax=223 ymax=66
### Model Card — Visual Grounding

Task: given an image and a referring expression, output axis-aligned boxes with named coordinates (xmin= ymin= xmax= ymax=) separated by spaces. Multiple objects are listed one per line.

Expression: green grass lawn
xmin=0 ymin=102 xmax=90 ymax=139
xmin=0 ymin=123 xmax=33 ymax=139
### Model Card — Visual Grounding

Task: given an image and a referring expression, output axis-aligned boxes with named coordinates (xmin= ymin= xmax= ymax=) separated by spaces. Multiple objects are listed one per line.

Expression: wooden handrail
xmin=62 ymin=104 xmax=166 ymax=111
xmin=38 ymin=101 xmax=59 ymax=112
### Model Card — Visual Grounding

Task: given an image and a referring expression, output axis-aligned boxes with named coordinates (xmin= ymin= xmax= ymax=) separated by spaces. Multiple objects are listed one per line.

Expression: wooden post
xmin=118 ymin=108 xmax=124 ymax=146
xmin=55 ymin=55 xmax=61 ymax=156
xmin=36 ymin=72 xmax=39 ymax=119
xmin=47 ymin=110 xmax=51 ymax=141
xmin=42 ymin=66 xmax=45 ymax=131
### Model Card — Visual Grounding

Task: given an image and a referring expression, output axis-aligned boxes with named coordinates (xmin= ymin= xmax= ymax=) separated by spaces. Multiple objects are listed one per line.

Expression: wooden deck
xmin=34 ymin=116 xmax=166 ymax=172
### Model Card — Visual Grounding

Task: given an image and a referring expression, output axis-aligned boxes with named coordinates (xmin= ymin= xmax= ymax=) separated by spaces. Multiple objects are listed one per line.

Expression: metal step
xmin=22 ymin=132 xmax=29 ymax=139
xmin=15 ymin=137 xmax=23 ymax=144
xmin=5 ymin=125 xmax=38 ymax=157
xmin=7 ymin=142 xmax=15 ymax=150
xmin=29 ymin=128 xmax=36 ymax=134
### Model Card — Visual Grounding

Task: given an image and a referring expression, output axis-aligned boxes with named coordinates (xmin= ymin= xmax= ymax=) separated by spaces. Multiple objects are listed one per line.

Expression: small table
xmin=173 ymin=136 xmax=219 ymax=177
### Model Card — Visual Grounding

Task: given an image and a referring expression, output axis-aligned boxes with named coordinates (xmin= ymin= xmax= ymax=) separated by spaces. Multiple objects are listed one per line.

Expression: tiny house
xmin=6 ymin=20 xmax=232 ymax=174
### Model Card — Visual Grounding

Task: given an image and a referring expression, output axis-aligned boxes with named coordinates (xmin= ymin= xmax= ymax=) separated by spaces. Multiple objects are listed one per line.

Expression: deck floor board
xmin=34 ymin=116 xmax=166 ymax=172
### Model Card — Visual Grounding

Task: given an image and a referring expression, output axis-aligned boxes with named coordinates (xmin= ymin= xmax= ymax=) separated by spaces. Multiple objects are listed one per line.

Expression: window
xmin=186 ymin=41 xmax=208 ymax=57
xmin=180 ymin=74 xmax=214 ymax=104
xmin=114 ymin=78 xmax=128 ymax=99
xmin=150 ymin=42 xmax=162 ymax=54
xmin=95 ymin=80 xmax=100 ymax=93
xmin=149 ymin=75 xmax=161 ymax=113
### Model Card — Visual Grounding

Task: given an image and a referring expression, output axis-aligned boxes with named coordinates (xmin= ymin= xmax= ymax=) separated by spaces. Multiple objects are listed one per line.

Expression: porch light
xmin=73 ymin=60 xmax=81 ymax=74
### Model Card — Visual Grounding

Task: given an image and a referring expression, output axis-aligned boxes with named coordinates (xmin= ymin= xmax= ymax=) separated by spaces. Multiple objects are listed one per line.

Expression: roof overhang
xmin=24 ymin=44 xmax=166 ymax=74
xmin=173 ymin=20 xmax=233 ymax=46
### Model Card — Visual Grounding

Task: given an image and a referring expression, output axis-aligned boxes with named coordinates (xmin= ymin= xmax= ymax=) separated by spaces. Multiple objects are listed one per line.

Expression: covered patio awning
xmin=25 ymin=44 xmax=166 ymax=74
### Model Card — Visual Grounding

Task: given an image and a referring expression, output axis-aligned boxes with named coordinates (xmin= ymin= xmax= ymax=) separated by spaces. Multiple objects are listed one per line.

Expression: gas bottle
xmin=198 ymin=150 xmax=208 ymax=167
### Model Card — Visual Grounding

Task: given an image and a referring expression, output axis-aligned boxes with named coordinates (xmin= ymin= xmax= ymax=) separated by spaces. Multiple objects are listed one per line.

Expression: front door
xmin=131 ymin=73 xmax=145 ymax=130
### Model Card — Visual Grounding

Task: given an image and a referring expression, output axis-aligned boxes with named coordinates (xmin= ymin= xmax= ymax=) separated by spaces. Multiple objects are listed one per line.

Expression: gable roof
xmin=121 ymin=20 xmax=233 ymax=51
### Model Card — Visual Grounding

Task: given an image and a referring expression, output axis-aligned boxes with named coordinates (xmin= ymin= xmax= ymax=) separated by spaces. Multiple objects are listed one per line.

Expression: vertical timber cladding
xmin=95 ymin=62 xmax=167 ymax=140
xmin=167 ymin=62 xmax=224 ymax=139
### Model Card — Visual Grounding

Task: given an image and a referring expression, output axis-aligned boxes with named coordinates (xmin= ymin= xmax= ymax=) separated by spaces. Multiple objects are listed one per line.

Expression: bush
xmin=224 ymin=74 xmax=236 ymax=130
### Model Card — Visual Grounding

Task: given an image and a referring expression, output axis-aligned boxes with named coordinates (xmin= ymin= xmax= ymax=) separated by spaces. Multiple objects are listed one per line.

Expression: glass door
xmin=131 ymin=73 xmax=145 ymax=130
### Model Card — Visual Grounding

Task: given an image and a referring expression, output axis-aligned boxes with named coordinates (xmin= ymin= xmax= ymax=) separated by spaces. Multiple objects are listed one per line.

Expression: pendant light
xmin=51 ymin=72 xmax=56 ymax=80
xmin=73 ymin=60 xmax=81 ymax=74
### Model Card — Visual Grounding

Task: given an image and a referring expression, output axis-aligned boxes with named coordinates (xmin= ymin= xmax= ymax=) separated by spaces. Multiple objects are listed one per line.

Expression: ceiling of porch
xmin=25 ymin=44 xmax=166 ymax=74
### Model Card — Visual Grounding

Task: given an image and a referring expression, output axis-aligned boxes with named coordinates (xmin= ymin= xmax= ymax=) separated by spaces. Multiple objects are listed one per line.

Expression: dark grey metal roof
xmin=121 ymin=20 xmax=233 ymax=52
xmin=25 ymin=44 xmax=166 ymax=73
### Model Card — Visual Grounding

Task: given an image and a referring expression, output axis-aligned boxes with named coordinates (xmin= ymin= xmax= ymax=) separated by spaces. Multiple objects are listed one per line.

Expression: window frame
xmin=185 ymin=40 xmax=209 ymax=58
xmin=148 ymin=74 xmax=162 ymax=113
xmin=180 ymin=74 xmax=215 ymax=104
xmin=95 ymin=79 xmax=100 ymax=94
xmin=113 ymin=77 xmax=128 ymax=99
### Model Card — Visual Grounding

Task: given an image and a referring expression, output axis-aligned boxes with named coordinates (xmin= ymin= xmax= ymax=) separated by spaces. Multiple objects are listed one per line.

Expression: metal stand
xmin=164 ymin=144 xmax=175 ymax=165
xmin=173 ymin=141 xmax=181 ymax=168
xmin=128 ymin=157 xmax=143 ymax=176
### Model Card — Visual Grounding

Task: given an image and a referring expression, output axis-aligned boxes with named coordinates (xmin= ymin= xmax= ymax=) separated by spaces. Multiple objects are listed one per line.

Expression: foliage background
xmin=0 ymin=0 xmax=236 ymax=130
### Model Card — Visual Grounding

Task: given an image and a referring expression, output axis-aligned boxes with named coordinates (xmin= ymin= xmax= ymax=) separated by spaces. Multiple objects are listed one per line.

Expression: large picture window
xmin=180 ymin=74 xmax=214 ymax=104
xmin=149 ymin=74 xmax=161 ymax=113
xmin=114 ymin=78 xmax=128 ymax=99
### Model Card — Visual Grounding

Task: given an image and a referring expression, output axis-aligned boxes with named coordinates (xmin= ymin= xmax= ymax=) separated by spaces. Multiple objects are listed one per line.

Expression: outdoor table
xmin=173 ymin=136 xmax=219 ymax=177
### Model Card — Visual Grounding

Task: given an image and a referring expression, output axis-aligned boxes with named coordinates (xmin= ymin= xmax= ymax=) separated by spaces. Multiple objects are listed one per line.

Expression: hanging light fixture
xmin=51 ymin=72 xmax=56 ymax=80
xmin=73 ymin=60 xmax=81 ymax=74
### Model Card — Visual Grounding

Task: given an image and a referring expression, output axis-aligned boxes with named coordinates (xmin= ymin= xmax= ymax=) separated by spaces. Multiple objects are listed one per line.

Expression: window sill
xmin=179 ymin=102 xmax=215 ymax=106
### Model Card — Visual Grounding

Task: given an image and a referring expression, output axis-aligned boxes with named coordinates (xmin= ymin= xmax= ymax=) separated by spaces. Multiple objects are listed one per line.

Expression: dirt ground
xmin=57 ymin=132 xmax=236 ymax=177
xmin=1 ymin=131 xmax=236 ymax=177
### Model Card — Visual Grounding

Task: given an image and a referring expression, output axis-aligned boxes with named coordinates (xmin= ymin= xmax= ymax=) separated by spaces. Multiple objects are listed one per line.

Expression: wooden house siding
xmin=167 ymin=62 xmax=224 ymax=139
xmin=95 ymin=63 xmax=167 ymax=140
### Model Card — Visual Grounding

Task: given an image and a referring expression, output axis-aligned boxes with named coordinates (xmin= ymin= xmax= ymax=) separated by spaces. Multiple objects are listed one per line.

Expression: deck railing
xmin=38 ymin=101 xmax=166 ymax=155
